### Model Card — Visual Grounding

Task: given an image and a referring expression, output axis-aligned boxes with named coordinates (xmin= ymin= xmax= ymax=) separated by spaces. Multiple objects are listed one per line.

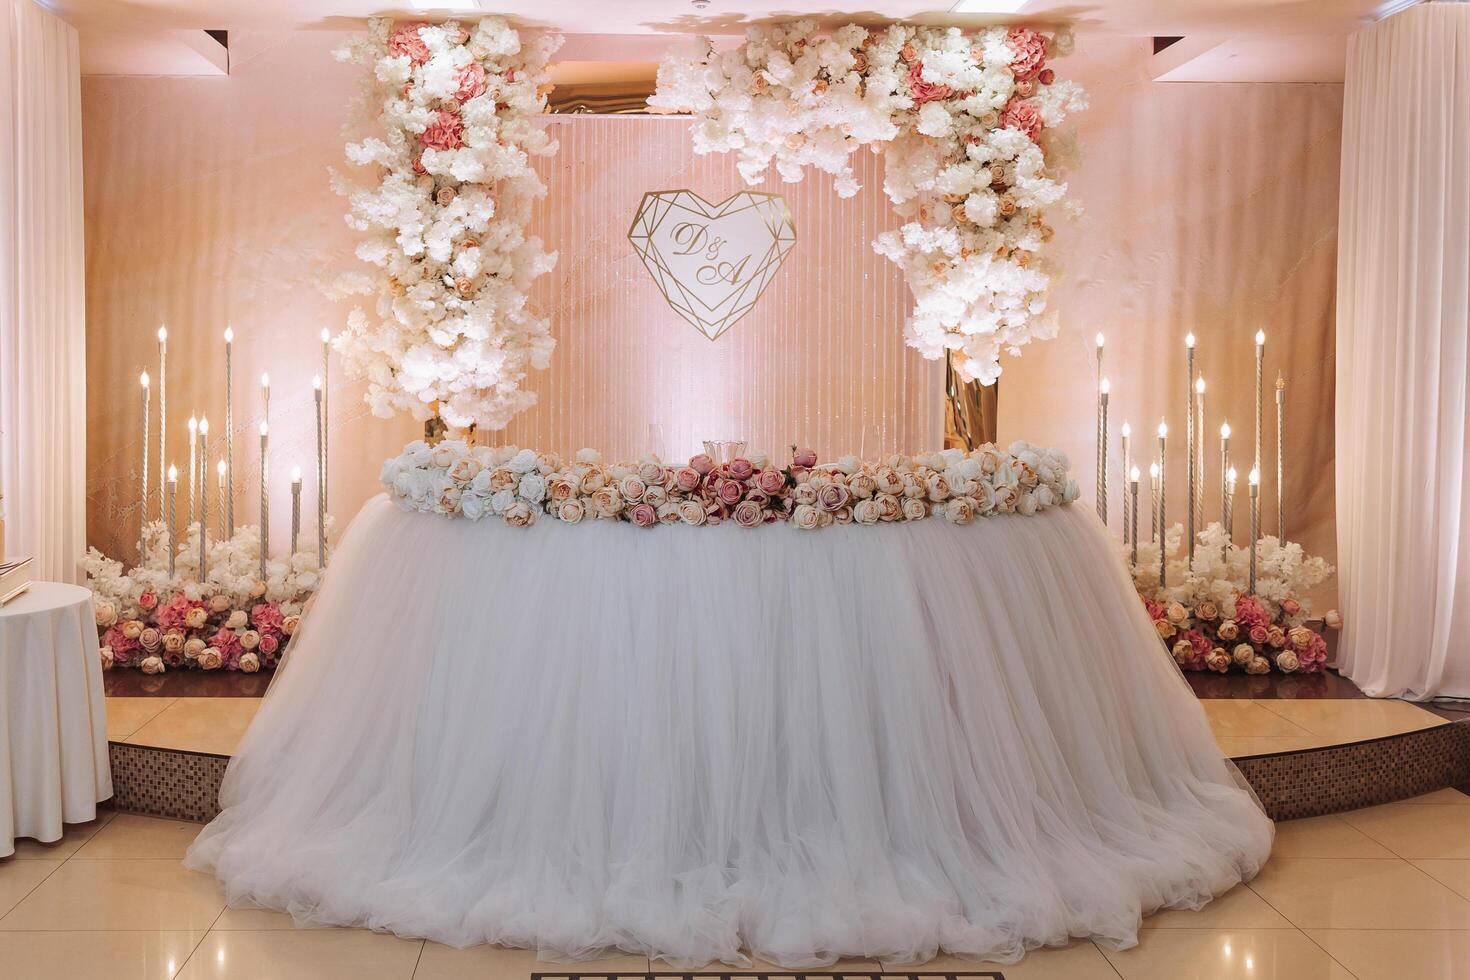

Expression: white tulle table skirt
xmin=187 ymin=494 xmax=1272 ymax=967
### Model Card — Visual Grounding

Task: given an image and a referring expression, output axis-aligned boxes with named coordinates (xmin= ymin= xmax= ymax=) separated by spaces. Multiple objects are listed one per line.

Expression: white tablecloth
xmin=0 ymin=582 xmax=111 ymax=856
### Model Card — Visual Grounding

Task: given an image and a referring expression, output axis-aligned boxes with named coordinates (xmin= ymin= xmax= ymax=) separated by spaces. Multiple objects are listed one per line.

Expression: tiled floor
xmin=6 ymin=790 xmax=1470 ymax=978
xmin=103 ymin=694 xmax=1450 ymax=760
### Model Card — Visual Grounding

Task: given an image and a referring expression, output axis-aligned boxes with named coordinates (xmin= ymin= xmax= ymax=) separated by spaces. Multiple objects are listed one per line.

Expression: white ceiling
xmin=49 ymin=0 xmax=1421 ymax=79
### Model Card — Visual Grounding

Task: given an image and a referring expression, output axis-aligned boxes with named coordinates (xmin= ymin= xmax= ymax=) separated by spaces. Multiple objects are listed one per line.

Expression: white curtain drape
xmin=1337 ymin=2 xmax=1470 ymax=699
xmin=0 ymin=0 xmax=86 ymax=582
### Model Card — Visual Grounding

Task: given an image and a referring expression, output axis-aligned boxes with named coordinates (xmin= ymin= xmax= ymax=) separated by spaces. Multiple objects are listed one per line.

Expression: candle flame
xmin=1248 ymin=467 xmax=1260 ymax=486
xmin=1255 ymin=329 xmax=1266 ymax=346
xmin=1195 ymin=376 xmax=1206 ymax=394
xmin=223 ymin=326 xmax=234 ymax=344
xmin=1220 ymin=421 xmax=1231 ymax=439
xmin=312 ymin=375 xmax=322 ymax=390
xmin=1094 ymin=332 xmax=1105 ymax=349
xmin=260 ymin=422 xmax=268 ymax=436
xmin=1157 ymin=421 xmax=1168 ymax=438
xmin=1130 ymin=466 xmax=1140 ymax=482
xmin=167 ymin=464 xmax=177 ymax=482
xmin=291 ymin=465 xmax=302 ymax=483
xmin=217 ymin=460 xmax=226 ymax=476
xmin=1149 ymin=463 xmax=1160 ymax=479
xmin=140 ymin=371 xmax=149 ymax=387
xmin=260 ymin=372 xmax=270 ymax=389
xmin=187 ymin=416 xmax=197 ymax=432
xmin=1185 ymin=333 xmax=1195 ymax=349
xmin=1227 ymin=466 xmax=1238 ymax=483
xmin=1099 ymin=377 xmax=1110 ymax=395
xmin=1121 ymin=422 xmax=1131 ymax=437
xmin=157 ymin=326 xmax=167 ymax=342
xmin=320 ymin=328 xmax=331 ymax=344
xmin=198 ymin=417 xmax=209 ymax=434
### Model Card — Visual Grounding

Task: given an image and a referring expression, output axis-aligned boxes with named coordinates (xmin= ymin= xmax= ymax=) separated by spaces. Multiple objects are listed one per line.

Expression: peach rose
xmin=1246 ymin=657 xmax=1272 ymax=675
xmin=239 ymin=651 xmax=260 ymax=673
xmin=1266 ymin=625 xmax=1287 ymax=648
xmin=282 ymin=615 xmax=301 ymax=636
xmin=875 ymin=494 xmax=903 ymax=522
xmin=209 ymin=594 xmax=231 ymax=613
xmin=902 ymin=497 xmax=929 ymax=521
xmin=503 ymin=501 xmax=536 ymax=527
xmin=198 ymin=648 xmax=222 ymax=670
xmin=1154 ymin=619 xmax=1177 ymax=640
xmin=122 ymin=619 xmax=145 ymax=640
xmin=619 ymin=476 xmax=647 ymax=502
xmin=678 ymin=500 xmax=707 ymax=526
xmin=946 ymin=497 xmax=976 ymax=525
xmin=100 ymin=646 xmax=114 ymax=670
xmin=1206 ymin=649 xmax=1231 ymax=673
xmin=226 ymin=610 xmax=247 ymax=630
xmin=1165 ymin=602 xmax=1188 ymax=624
xmin=732 ymin=500 xmax=764 ymax=528
xmin=162 ymin=630 xmax=186 ymax=654
xmin=138 ymin=628 xmax=162 ymax=652
xmin=1217 ymin=620 xmax=1240 ymax=641
xmin=239 ymin=629 xmax=261 ymax=651
xmin=558 ymin=499 xmax=585 ymax=524
xmin=139 ymin=655 xmax=165 ymax=675
xmin=184 ymin=637 xmax=206 ymax=660
xmin=1281 ymin=598 xmax=1302 ymax=617
xmin=756 ymin=468 xmax=786 ymax=495
xmin=1275 ymin=650 xmax=1300 ymax=673
xmin=1195 ymin=601 xmax=1220 ymax=622
xmin=138 ymin=591 xmax=158 ymax=611
xmin=1232 ymin=643 xmax=1255 ymax=667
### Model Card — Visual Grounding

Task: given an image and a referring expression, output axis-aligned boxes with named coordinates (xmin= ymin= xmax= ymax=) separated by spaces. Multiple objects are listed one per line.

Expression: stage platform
xmin=100 ymin=670 xmax=1470 ymax=824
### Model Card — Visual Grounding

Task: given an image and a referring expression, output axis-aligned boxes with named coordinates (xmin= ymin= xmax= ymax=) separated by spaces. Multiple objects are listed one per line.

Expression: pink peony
xmin=1005 ymin=27 xmax=1048 ymax=80
xmin=1143 ymin=597 xmax=1165 ymax=622
xmin=420 ymin=110 xmax=465 ymax=151
xmin=999 ymin=98 xmax=1043 ymax=140
xmin=454 ymin=62 xmax=488 ymax=102
xmin=906 ymin=62 xmax=953 ymax=104
xmin=388 ymin=22 xmax=431 ymax=66
xmin=1180 ymin=628 xmax=1213 ymax=670
xmin=138 ymin=591 xmax=158 ymax=611
xmin=210 ymin=628 xmax=243 ymax=669
xmin=100 ymin=625 xmax=140 ymax=664
xmin=250 ymin=601 xmax=285 ymax=637
xmin=154 ymin=593 xmax=199 ymax=633
xmin=792 ymin=448 xmax=818 ymax=469
xmin=631 ymin=502 xmax=658 ymax=528
xmin=1233 ymin=594 xmax=1270 ymax=630
xmin=756 ymin=468 xmax=786 ymax=495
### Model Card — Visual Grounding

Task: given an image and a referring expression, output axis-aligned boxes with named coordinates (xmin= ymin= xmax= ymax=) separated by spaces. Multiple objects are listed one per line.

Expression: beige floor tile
xmin=1413 ymin=859 xmax=1470 ymax=900
xmin=1141 ymin=882 xmax=1292 ymax=929
xmin=413 ymin=945 xmax=647 ymax=980
xmin=1216 ymin=735 xmax=1333 ymax=757
xmin=5 ymin=812 xmax=114 ymax=860
xmin=177 ymin=929 xmax=422 ymax=980
xmin=124 ymin=698 xmax=262 ymax=756
xmin=1270 ymin=814 xmax=1398 ymax=858
xmin=1099 ymin=928 xmax=1354 ymax=979
xmin=1201 ymin=701 xmax=1313 ymax=738
xmin=1252 ymin=698 xmax=1444 ymax=739
xmin=1340 ymin=800 xmax=1470 ymax=859
xmin=886 ymin=943 xmax=1124 ymax=978
xmin=1306 ymin=928 xmax=1470 ymax=980
xmin=106 ymin=696 xmax=178 ymax=739
xmin=0 ymin=861 xmax=62 ymax=918
xmin=74 ymin=813 xmax=205 ymax=860
xmin=1247 ymin=857 xmax=1470 ymax=929
xmin=0 ymin=859 xmax=225 ymax=932
xmin=0 ymin=929 xmax=206 ymax=980
xmin=211 ymin=905 xmax=336 ymax=930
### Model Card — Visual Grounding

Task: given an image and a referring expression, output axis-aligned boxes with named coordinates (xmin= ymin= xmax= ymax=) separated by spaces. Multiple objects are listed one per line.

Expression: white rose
xmin=518 ymin=473 xmax=547 ymax=503
xmin=1017 ymin=492 xmax=1038 ymax=516
xmin=902 ymin=497 xmax=928 ymax=521
xmin=792 ymin=503 xmax=822 ymax=530
xmin=225 ymin=610 xmax=247 ymax=629
xmin=836 ymin=455 xmax=861 ymax=475
xmin=853 ymin=499 xmax=881 ymax=525
xmin=508 ymin=449 xmax=540 ymax=474
xmin=575 ymin=448 xmax=601 ymax=463
xmin=490 ymin=487 xmax=517 ymax=514
xmin=1034 ymin=485 xmax=1055 ymax=508
xmin=94 ymin=600 xmax=117 ymax=628
xmin=403 ymin=440 xmax=432 ymax=466
xmin=99 ymin=646 xmax=114 ymax=670
xmin=461 ymin=491 xmax=488 ymax=521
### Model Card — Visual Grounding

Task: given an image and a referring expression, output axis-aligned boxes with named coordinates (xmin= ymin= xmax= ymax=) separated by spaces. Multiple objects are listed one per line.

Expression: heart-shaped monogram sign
xmin=628 ymin=190 xmax=797 ymax=340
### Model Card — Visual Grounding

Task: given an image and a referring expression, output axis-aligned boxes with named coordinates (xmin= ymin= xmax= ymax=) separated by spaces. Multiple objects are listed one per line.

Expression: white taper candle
xmin=291 ymin=466 xmax=302 ymax=556
xmin=157 ymin=327 xmax=167 ymax=518
xmin=198 ymin=418 xmax=209 ymax=582
xmin=140 ymin=372 xmax=150 ymax=561
xmin=1185 ymin=334 xmax=1195 ymax=567
xmin=224 ymin=327 xmax=234 ymax=539
xmin=259 ymin=421 xmax=269 ymax=584
xmin=167 ymin=465 xmax=178 ymax=579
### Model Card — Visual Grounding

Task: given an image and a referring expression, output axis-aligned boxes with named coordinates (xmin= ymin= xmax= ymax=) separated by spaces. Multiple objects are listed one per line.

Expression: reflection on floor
xmin=104 ymin=691 xmax=1451 ymax=761
xmin=4 ymin=789 xmax=1470 ymax=978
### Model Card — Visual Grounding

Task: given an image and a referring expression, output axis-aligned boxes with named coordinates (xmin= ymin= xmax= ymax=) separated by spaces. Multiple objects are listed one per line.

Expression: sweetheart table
xmin=188 ymin=493 xmax=1273 ymax=967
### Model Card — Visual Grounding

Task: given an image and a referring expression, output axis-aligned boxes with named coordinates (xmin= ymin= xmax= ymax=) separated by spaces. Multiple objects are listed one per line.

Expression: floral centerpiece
xmin=383 ymin=440 xmax=1079 ymax=528
xmin=80 ymin=523 xmax=327 ymax=673
xmin=650 ymin=21 xmax=1087 ymax=386
xmin=1130 ymin=523 xmax=1339 ymax=675
xmin=331 ymin=17 xmax=562 ymax=431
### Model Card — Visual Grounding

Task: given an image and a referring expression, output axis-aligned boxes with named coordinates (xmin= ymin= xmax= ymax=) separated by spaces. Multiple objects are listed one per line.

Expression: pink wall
xmin=82 ymin=29 xmax=1341 ymax=584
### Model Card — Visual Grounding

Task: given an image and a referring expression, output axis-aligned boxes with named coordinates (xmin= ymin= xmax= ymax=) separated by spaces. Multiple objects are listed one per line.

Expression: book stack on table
xmin=0 ymin=557 xmax=32 ymax=606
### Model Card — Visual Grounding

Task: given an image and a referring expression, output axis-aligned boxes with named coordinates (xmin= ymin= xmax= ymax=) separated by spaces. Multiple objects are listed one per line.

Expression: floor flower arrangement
xmin=80 ymin=523 xmax=329 ymax=673
xmin=1129 ymin=522 xmax=1339 ymax=674
xmin=383 ymin=439 xmax=1080 ymax=528
xmin=650 ymin=21 xmax=1087 ymax=386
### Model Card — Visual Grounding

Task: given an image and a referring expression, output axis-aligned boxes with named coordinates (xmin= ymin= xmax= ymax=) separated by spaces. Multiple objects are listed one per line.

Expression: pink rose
xmin=756 ymin=468 xmax=786 ymax=495
xmin=817 ymin=482 xmax=851 ymax=513
xmin=138 ymin=591 xmax=158 ymax=611
xmin=420 ymin=110 xmax=465 ymax=152
xmin=674 ymin=467 xmax=702 ymax=492
xmin=388 ymin=22 xmax=431 ymax=65
xmin=454 ymin=62 xmax=488 ymax=101
xmin=727 ymin=458 xmax=755 ymax=481
xmin=1281 ymin=598 xmax=1302 ymax=617
xmin=689 ymin=454 xmax=715 ymax=476
xmin=906 ymin=61 xmax=953 ymax=104
xmin=792 ymin=448 xmax=818 ymax=469
xmin=1038 ymin=68 xmax=1056 ymax=85
xmin=258 ymin=634 xmax=280 ymax=656
xmin=138 ymin=628 xmax=162 ymax=652
xmin=631 ymin=502 xmax=658 ymax=528
xmin=999 ymin=98 xmax=1043 ymax=140
xmin=1248 ymin=624 xmax=1270 ymax=645
xmin=1005 ymin=27 xmax=1048 ymax=80
xmin=732 ymin=500 xmax=764 ymax=528
xmin=716 ymin=479 xmax=744 ymax=507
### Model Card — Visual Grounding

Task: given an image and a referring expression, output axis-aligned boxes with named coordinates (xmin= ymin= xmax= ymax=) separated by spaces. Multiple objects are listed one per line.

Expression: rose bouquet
xmin=382 ymin=439 xmax=1079 ymax=529
xmin=331 ymin=17 xmax=562 ymax=431
xmin=1130 ymin=522 xmax=1338 ymax=675
xmin=651 ymin=21 xmax=1087 ymax=386
xmin=81 ymin=523 xmax=326 ymax=673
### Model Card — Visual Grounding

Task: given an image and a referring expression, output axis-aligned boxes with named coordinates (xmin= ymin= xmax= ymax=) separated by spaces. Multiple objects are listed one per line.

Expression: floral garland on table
xmin=383 ymin=440 xmax=1079 ymax=528
xmin=1130 ymin=523 xmax=1340 ymax=675
xmin=650 ymin=21 xmax=1087 ymax=386
xmin=331 ymin=17 xmax=562 ymax=431
xmin=80 ymin=523 xmax=329 ymax=673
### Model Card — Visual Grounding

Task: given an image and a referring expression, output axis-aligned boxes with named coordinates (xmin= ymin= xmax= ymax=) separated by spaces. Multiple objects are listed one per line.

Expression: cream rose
xmin=678 ymin=499 xmax=707 ymax=526
xmin=226 ymin=610 xmax=248 ymax=630
xmin=902 ymin=497 xmax=929 ymax=521
xmin=139 ymin=655 xmax=165 ymax=675
xmin=557 ymin=499 xmax=586 ymax=524
xmin=792 ymin=503 xmax=822 ymax=530
xmin=198 ymin=648 xmax=223 ymax=670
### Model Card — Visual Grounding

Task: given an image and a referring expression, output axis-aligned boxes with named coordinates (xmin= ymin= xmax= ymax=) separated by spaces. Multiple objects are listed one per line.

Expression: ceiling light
xmin=950 ymin=0 xmax=1031 ymax=12
xmin=408 ymin=0 xmax=479 ymax=10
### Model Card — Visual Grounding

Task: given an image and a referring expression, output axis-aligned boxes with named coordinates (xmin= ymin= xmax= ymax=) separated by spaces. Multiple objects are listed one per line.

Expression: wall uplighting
xmin=951 ymin=0 xmax=1031 ymax=12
